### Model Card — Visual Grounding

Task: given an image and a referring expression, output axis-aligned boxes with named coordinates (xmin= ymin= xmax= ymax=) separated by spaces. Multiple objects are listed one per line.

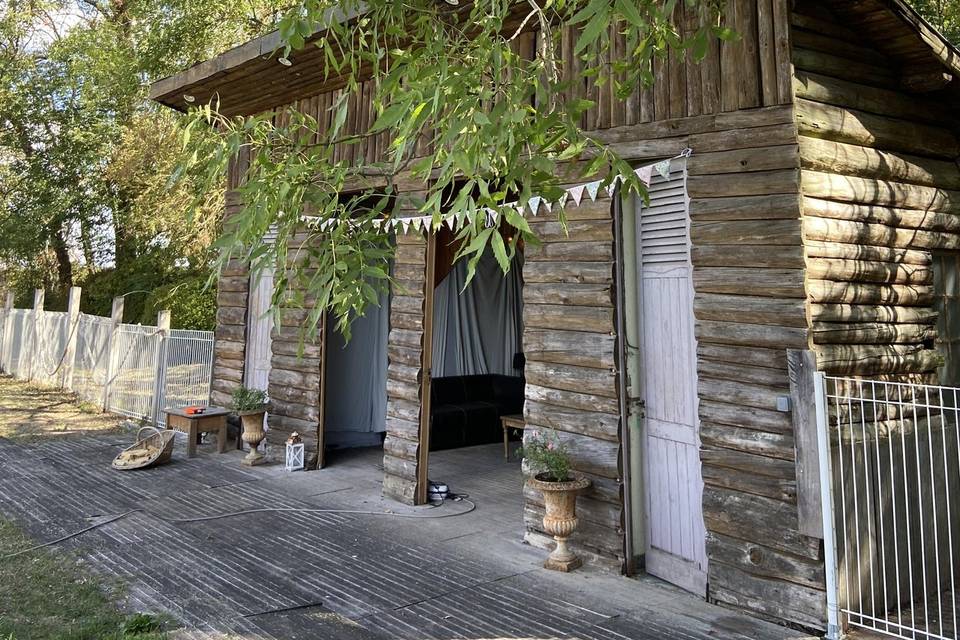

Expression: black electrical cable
xmin=1 ymin=499 xmax=477 ymax=560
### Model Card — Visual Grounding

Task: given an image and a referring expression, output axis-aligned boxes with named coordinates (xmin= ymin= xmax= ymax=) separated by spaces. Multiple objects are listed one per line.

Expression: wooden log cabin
xmin=150 ymin=0 xmax=960 ymax=632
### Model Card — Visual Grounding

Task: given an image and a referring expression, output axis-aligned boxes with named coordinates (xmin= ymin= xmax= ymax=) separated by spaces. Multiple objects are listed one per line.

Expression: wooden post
xmin=0 ymin=291 xmax=13 ymax=374
xmin=415 ymin=231 xmax=437 ymax=506
xmin=316 ymin=311 xmax=328 ymax=470
xmin=787 ymin=348 xmax=824 ymax=538
xmin=61 ymin=287 xmax=81 ymax=391
xmin=29 ymin=289 xmax=44 ymax=382
xmin=102 ymin=296 xmax=125 ymax=412
xmin=151 ymin=310 xmax=171 ymax=426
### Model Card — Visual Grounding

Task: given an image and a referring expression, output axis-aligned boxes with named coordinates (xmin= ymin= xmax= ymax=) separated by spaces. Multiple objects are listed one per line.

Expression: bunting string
xmin=302 ymin=148 xmax=693 ymax=234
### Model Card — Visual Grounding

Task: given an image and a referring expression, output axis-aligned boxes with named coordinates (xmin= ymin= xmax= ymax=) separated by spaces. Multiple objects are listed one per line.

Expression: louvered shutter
xmin=638 ymin=158 xmax=690 ymax=274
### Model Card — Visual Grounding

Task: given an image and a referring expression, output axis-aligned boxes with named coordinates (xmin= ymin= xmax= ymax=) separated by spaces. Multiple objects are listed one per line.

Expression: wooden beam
xmin=416 ymin=231 xmax=437 ymax=506
xmin=786 ymin=349 xmax=823 ymax=539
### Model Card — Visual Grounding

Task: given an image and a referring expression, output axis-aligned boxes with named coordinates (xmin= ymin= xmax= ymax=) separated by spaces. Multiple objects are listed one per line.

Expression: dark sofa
xmin=429 ymin=374 xmax=524 ymax=450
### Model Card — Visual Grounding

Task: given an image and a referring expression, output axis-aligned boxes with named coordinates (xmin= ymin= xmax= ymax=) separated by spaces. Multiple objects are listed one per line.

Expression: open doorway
xmin=320 ymin=286 xmax=390 ymax=471
xmin=425 ymin=225 xmax=525 ymax=515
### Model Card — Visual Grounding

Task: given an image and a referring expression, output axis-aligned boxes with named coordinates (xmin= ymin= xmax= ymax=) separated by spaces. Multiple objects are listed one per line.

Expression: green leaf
xmin=615 ymin=0 xmax=645 ymax=29
xmin=575 ymin=8 xmax=610 ymax=54
xmin=712 ymin=25 xmax=739 ymax=41
xmin=371 ymin=102 xmax=407 ymax=133
xmin=490 ymin=230 xmax=510 ymax=273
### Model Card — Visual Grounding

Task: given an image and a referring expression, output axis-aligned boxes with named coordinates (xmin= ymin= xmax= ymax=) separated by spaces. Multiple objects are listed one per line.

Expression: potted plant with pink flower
xmin=521 ymin=430 xmax=591 ymax=572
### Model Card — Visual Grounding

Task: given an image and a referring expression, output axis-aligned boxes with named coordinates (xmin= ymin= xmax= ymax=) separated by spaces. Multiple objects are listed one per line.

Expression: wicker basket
xmin=112 ymin=426 xmax=176 ymax=470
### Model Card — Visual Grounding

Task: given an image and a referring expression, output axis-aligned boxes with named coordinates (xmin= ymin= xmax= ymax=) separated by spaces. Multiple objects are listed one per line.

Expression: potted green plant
xmin=231 ymin=386 xmax=269 ymax=465
xmin=521 ymin=430 xmax=591 ymax=572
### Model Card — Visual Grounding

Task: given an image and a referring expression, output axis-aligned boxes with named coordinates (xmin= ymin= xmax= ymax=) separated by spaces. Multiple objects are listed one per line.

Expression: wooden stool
xmin=164 ymin=406 xmax=231 ymax=458
xmin=500 ymin=414 xmax=525 ymax=459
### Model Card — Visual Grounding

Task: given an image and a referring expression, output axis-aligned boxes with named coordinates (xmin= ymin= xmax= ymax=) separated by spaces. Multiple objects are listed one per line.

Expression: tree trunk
xmin=79 ymin=221 xmax=96 ymax=266
xmin=51 ymin=225 xmax=72 ymax=288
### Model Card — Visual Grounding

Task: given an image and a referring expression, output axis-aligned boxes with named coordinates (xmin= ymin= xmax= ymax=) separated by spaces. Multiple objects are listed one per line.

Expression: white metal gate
xmin=634 ymin=159 xmax=708 ymax=595
xmin=818 ymin=374 xmax=960 ymax=640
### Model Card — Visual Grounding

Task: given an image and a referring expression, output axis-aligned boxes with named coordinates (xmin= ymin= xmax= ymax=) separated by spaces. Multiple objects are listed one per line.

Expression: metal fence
xmin=820 ymin=375 xmax=960 ymax=640
xmin=0 ymin=304 xmax=213 ymax=427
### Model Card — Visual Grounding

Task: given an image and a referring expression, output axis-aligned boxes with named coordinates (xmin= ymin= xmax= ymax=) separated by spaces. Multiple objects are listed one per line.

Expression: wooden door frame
xmin=415 ymin=231 xmax=437 ymax=505
xmin=614 ymin=190 xmax=643 ymax=575
xmin=316 ymin=310 xmax=328 ymax=469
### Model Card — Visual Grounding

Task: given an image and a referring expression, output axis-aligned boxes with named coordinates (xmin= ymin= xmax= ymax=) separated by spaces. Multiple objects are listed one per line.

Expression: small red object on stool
xmin=184 ymin=406 xmax=205 ymax=416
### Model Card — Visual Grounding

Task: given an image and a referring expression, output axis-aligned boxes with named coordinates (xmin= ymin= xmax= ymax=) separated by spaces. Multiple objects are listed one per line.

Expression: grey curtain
xmin=432 ymin=250 xmax=523 ymax=378
xmin=324 ymin=287 xmax=390 ymax=448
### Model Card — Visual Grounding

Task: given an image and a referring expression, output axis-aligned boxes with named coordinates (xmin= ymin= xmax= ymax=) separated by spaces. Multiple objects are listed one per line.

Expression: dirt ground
xmin=0 ymin=375 xmax=125 ymax=440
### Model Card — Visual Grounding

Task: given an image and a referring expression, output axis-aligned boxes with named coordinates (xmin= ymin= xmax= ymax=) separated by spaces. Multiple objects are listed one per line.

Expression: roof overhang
xmin=823 ymin=0 xmax=960 ymax=93
xmin=148 ymin=5 xmax=363 ymax=116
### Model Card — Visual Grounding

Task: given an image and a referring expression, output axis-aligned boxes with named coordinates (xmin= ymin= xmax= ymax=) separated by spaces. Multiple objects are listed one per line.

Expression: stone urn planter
xmin=231 ymin=386 xmax=269 ymax=466
xmin=528 ymin=473 xmax=591 ymax=572
xmin=237 ymin=409 xmax=267 ymax=466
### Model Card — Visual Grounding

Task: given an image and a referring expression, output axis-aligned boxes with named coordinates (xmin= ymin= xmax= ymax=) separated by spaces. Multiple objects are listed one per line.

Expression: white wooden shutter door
xmin=636 ymin=159 xmax=707 ymax=595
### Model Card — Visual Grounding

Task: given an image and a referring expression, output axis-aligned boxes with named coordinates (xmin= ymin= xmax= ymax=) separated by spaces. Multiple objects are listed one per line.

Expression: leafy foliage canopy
xmin=180 ymin=0 xmax=728 ymax=337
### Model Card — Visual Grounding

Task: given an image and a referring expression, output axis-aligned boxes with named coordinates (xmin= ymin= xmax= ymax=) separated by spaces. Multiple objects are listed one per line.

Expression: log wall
xmin=521 ymin=195 xmax=624 ymax=567
xmin=792 ymin=1 xmax=960 ymax=378
xmin=521 ymin=102 xmax=821 ymax=629
xmin=210 ymin=189 xmax=250 ymax=410
xmin=264 ymin=238 xmax=325 ymax=463
xmin=382 ymin=215 xmax=432 ymax=504
xmin=683 ymin=110 xmax=825 ymax=630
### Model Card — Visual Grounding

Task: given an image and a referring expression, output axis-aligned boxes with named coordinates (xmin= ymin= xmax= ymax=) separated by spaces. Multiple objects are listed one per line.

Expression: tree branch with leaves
xmin=176 ymin=0 xmax=730 ymax=340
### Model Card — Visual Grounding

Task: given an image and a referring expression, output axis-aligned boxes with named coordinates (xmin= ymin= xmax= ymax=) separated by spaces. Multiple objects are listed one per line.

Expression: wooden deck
xmin=0 ymin=434 xmax=808 ymax=639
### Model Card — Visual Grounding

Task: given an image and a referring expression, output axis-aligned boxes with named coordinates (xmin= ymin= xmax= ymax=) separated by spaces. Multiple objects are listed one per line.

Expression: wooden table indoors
xmin=164 ymin=406 xmax=231 ymax=458
xmin=500 ymin=414 xmax=525 ymax=459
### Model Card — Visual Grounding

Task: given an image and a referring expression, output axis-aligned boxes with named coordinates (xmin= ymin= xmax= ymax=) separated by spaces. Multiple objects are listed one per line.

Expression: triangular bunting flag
xmin=557 ymin=192 xmax=569 ymax=209
xmin=445 ymin=215 xmax=456 ymax=230
xmin=635 ymin=165 xmax=653 ymax=185
xmin=400 ymin=218 xmax=411 ymax=233
xmin=585 ymin=180 xmax=602 ymax=202
xmin=527 ymin=196 xmax=542 ymax=217
xmin=542 ymin=200 xmax=552 ymax=214
xmin=654 ymin=159 xmax=671 ymax=179
xmin=605 ymin=175 xmax=622 ymax=197
xmin=568 ymin=184 xmax=585 ymax=206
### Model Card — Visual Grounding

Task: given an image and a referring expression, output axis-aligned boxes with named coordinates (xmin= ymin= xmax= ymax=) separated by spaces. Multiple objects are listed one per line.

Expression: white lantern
xmin=285 ymin=442 xmax=305 ymax=471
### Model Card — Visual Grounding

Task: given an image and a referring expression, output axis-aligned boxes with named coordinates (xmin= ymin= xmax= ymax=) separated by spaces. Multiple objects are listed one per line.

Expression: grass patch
xmin=0 ymin=376 xmax=125 ymax=441
xmin=0 ymin=520 xmax=168 ymax=640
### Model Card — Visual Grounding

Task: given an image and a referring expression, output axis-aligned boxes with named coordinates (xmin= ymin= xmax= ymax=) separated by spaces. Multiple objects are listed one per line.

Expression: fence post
xmin=28 ymin=289 xmax=44 ymax=382
xmin=151 ymin=310 xmax=171 ymax=426
xmin=813 ymin=371 xmax=842 ymax=640
xmin=61 ymin=286 xmax=81 ymax=391
xmin=0 ymin=291 xmax=12 ymax=374
xmin=101 ymin=296 xmax=124 ymax=412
